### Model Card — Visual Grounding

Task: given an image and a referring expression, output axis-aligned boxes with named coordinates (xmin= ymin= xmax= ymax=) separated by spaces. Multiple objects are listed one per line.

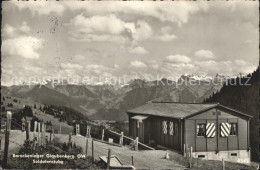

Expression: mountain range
xmin=1 ymin=74 xmax=226 ymax=121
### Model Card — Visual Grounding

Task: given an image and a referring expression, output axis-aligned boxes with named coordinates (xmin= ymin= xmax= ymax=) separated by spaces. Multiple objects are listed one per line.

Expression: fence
xmin=72 ymin=122 xmax=154 ymax=151
xmin=1 ymin=112 xmax=56 ymax=168
xmin=2 ymin=112 xmax=155 ymax=169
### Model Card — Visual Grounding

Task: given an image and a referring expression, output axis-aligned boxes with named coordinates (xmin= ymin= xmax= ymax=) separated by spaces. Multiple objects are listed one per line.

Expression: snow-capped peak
xmin=180 ymin=73 xmax=213 ymax=81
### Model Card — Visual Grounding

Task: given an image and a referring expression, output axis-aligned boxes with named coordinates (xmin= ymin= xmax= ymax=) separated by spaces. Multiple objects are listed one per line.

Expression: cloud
xmin=63 ymin=2 xmax=208 ymax=26
xmin=7 ymin=2 xmax=208 ymax=26
xmin=60 ymin=63 xmax=84 ymax=75
xmin=10 ymin=2 xmax=65 ymax=16
xmin=156 ymin=34 xmax=177 ymax=42
xmin=194 ymin=50 xmax=215 ymax=60
xmin=74 ymin=55 xmax=85 ymax=60
xmin=244 ymin=39 xmax=252 ymax=44
xmin=157 ymin=62 xmax=196 ymax=79
xmin=2 ymin=24 xmax=16 ymax=37
xmin=61 ymin=63 xmax=83 ymax=70
xmin=2 ymin=36 xmax=43 ymax=59
xmin=84 ymin=64 xmax=116 ymax=75
xmin=129 ymin=46 xmax=148 ymax=54
xmin=234 ymin=59 xmax=247 ymax=66
xmin=161 ymin=26 xmax=172 ymax=34
xmin=3 ymin=22 xmax=31 ymax=38
xmin=66 ymin=14 xmax=152 ymax=43
xmin=165 ymin=55 xmax=191 ymax=63
xmin=155 ymin=26 xmax=177 ymax=42
xmin=194 ymin=60 xmax=256 ymax=76
xmin=70 ymin=14 xmax=127 ymax=35
xmin=132 ymin=20 xmax=153 ymax=41
xmin=20 ymin=22 xmax=31 ymax=33
xmin=130 ymin=60 xmax=147 ymax=68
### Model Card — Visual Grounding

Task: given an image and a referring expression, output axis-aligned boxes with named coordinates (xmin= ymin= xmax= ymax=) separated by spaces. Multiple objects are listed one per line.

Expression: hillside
xmin=0 ymin=95 xmax=87 ymax=134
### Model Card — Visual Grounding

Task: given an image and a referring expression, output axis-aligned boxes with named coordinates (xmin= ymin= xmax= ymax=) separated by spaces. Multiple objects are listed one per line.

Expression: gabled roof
xmin=127 ymin=102 xmax=253 ymax=119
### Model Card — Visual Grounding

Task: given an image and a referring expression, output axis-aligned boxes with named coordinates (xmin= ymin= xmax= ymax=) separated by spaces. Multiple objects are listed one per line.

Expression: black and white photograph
xmin=0 ymin=1 xmax=259 ymax=169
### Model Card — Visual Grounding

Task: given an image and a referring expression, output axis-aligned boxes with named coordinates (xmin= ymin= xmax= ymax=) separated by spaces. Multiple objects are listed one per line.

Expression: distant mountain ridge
xmin=2 ymin=74 xmax=228 ymax=121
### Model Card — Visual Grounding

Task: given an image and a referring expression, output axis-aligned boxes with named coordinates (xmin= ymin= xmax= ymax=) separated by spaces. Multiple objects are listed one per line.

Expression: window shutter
xmin=206 ymin=123 xmax=215 ymax=138
xmin=162 ymin=121 xmax=167 ymax=134
xmin=220 ymin=123 xmax=231 ymax=137
xmin=169 ymin=122 xmax=174 ymax=135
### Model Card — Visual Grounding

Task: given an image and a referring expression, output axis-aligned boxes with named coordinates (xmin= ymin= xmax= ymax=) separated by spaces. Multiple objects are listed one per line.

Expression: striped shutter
xmin=220 ymin=123 xmax=231 ymax=137
xmin=196 ymin=124 xmax=199 ymax=135
xmin=162 ymin=121 xmax=167 ymax=134
xmin=169 ymin=122 xmax=174 ymax=135
xmin=206 ymin=123 xmax=215 ymax=138
xmin=76 ymin=124 xmax=80 ymax=135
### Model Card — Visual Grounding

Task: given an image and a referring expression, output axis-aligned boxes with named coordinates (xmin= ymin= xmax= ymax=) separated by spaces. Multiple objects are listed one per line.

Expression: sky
xmin=1 ymin=1 xmax=259 ymax=86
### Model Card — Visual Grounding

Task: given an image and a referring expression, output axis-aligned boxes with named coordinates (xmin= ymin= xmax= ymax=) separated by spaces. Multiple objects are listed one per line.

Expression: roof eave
xmin=182 ymin=104 xmax=218 ymax=119
xmin=127 ymin=111 xmax=182 ymax=119
xmin=217 ymin=104 xmax=253 ymax=118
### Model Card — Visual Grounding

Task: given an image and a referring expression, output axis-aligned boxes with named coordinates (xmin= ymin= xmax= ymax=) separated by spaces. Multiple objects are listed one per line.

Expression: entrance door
xmin=136 ymin=120 xmax=144 ymax=143
xmin=130 ymin=115 xmax=148 ymax=143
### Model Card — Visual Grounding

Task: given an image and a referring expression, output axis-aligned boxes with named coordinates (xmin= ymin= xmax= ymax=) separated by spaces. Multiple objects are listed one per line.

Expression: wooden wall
xmin=150 ymin=117 xmax=181 ymax=150
xmin=128 ymin=114 xmax=182 ymax=151
xmin=185 ymin=108 xmax=250 ymax=152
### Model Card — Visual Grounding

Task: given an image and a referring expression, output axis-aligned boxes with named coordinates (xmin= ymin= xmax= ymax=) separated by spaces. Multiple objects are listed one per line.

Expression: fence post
xmin=190 ymin=147 xmax=193 ymax=168
xmin=107 ymin=148 xmax=111 ymax=169
xmin=131 ymin=156 xmax=134 ymax=166
xmin=92 ymin=140 xmax=95 ymax=162
xmin=22 ymin=122 xmax=25 ymax=132
xmin=135 ymin=137 xmax=138 ymax=151
xmin=68 ymin=133 xmax=72 ymax=148
xmin=33 ymin=121 xmax=37 ymax=140
xmin=34 ymin=121 xmax=37 ymax=132
xmin=183 ymin=144 xmax=186 ymax=157
xmin=38 ymin=122 xmax=41 ymax=146
xmin=2 ymin=111 xmax=12 ymax=168
xmin=86 ymin=125 xmax=91 ymax=138
xmin=119 ymin=132 xmax=124 ymax=146
xmin=76 ymin=124 xmax=80 ymax=136
xmin=26 ymin=121 xmax=30 ymax=141
xmin=85 ymin=138 xmax=88 ymax=156
xmin=222 ymin=158 xmax=225 ymax=170
xmin=49 ymin=127 xmax=53 ymax=144
xmin=186 ymin=144 xmax=189 ymax=159
xmin=41 ymin=123 xmax=45 ymax=146
xmin=59 ymin=123 xmax=61 ymax=134
xmin=102 ymin=129 xmax=104 ymax=141
xmin=33 ymin=138 xmax=36 ymax=151
xmin=21 ymin=117 xmax=25 ymax=132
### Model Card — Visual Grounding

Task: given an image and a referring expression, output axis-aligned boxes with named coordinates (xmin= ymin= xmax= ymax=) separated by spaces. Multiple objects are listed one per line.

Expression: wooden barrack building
xmin=127 ymin=102 xmax=252 ymax=163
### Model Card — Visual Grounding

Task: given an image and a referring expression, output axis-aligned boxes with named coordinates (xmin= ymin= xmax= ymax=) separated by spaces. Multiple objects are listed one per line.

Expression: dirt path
xmin=1 ymin=130 xmax=27 ymax=154
xmin=55 ymin=134 xmax=185 ymax=169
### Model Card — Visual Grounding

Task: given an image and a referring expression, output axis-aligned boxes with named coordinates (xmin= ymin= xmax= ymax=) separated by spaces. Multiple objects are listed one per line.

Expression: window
xmin=197 ymin=124 xmax=206 ymax=137
xmin=162 ymin=121 xmax=167 ymax=134
xmin=231 ymin=153 xmax=237 ymax=157
xmin=169 ymin=121 xmax=174 ymax=135
xmin=198 ymin=155 xmax=205 ymax=158
xmin=230 ymin=123 xmax=238 ymax=136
